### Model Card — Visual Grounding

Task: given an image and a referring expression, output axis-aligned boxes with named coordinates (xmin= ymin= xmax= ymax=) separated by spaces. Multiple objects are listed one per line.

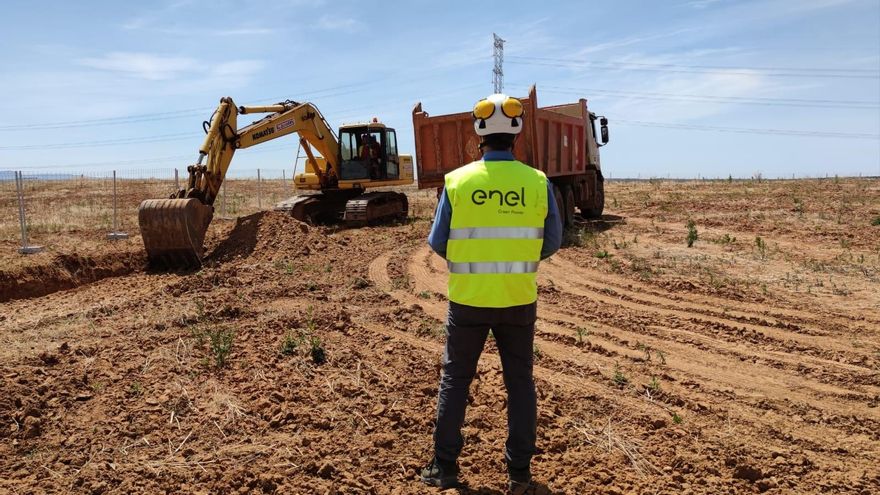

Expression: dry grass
xmin=0 ymin=177 xmax=295 ymax=243
xmin=573 ymin=415 xmax=659 ymax=476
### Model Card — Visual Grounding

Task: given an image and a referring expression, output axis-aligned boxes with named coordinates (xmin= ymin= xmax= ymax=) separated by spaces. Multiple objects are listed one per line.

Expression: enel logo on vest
xmin=471 ymin=188 xmax=526 ymax=207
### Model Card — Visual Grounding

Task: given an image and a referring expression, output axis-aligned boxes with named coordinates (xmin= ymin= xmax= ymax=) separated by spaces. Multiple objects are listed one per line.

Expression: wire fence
xmin=0 ymin=168 xmax=297 ymax=251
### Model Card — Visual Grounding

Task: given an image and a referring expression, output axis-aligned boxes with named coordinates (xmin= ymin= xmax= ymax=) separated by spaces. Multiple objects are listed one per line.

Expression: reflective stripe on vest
xmin=448 ymin=226 xmax=544 ymax=240
xmin=447 ymin=261 xmax=539 ymax=274
xmin=444 ymin=159 xmax=548 ymax=308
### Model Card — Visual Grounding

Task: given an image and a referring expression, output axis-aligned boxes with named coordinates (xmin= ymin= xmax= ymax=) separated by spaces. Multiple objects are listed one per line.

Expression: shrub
xmin=755 ymin=236 xmax=767 ymax=260
xmin=686 ymin=220 xmax=698 ymax=248
xmin=207 ymin=328 xmax=235 ymax=368
xmin=309 ymin=336 xmax=326 ymax=365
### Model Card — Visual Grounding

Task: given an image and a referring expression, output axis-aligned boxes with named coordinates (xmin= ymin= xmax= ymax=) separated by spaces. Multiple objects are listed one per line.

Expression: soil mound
xmin=207 ymin=211 xmax=326 ymax=264
xmin=0 ymin=251 xmax=143 ymax=302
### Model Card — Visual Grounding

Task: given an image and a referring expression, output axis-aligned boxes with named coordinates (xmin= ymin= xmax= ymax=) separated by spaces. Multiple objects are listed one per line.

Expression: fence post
xmin=15 ymin=171 xmax=43 ymax=254
xmin=257 ymin=168 xmax=262 ymax=210
xmin=174 ymin=168 xmax=180 ymax=191
xmin=107 ymin=170 xmax=129 ymax=240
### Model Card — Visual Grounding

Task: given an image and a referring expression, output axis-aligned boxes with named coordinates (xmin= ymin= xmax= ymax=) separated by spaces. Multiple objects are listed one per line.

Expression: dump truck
xmin=411 ymin=85 xmax=609 ymax=226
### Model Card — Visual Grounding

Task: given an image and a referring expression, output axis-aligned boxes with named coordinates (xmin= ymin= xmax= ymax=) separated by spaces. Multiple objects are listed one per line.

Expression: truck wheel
xmin=583 ymin=174 xmax=605 ymax=219
xmin=563 ymin=185 xmax=576 ymax=227
xmin=552 ymin=184 xmax=565 ymax=228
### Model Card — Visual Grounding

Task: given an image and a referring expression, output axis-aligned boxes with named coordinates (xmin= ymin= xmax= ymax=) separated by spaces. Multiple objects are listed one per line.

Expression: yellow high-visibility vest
xmin=444 ymin=159 xmax=548 ymax=308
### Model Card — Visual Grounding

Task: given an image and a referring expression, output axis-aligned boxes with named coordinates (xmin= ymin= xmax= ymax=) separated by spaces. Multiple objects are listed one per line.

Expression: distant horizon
xmin=3 ymin=168 xmax=878 ymax=182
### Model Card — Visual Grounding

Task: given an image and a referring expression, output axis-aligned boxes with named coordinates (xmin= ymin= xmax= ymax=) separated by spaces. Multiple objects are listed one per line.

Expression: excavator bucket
xmin=138 ymin=198 xmax=213 ymax=267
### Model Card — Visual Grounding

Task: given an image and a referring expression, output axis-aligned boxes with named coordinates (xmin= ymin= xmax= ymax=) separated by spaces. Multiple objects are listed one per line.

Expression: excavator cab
xmin=337 ymin=122 xmax=399 ymax=181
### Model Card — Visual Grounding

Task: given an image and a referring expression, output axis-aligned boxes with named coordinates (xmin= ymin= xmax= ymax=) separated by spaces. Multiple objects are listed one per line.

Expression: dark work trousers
xmin=433 ymin=300 xmax=537 ymax=470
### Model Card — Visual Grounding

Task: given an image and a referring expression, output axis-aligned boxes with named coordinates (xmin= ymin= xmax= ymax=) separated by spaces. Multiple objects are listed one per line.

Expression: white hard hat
xmin=472 ymin=93 xmax=524 ymax=136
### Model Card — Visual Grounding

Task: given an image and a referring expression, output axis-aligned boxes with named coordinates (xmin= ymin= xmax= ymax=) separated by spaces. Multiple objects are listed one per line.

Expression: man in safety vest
xmin=421 ymin=93 xmax=562 ymax=493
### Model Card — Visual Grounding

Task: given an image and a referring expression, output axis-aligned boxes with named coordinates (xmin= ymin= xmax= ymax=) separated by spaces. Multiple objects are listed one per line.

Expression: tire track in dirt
xmin=618 ymin=216 xmax=880 ymax=330
xmin=414 ymin=246 xmax=878 ymax=390
xmin=370 ymin=245 xmax=880 ymax=480
xmin=541 ymin=270 xmax=880 ymax=406
xmin=540 ymin=259 xmax=876 ymax=367
xmin=408 ymin=245 xmax=879 ymax=392
xmin=551 ymin=254 xmax=853 ymax=336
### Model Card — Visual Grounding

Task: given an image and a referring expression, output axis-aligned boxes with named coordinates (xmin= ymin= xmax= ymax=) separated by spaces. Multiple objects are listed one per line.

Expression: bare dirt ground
xmin=1 ymin=178 xmax=879 ymax=494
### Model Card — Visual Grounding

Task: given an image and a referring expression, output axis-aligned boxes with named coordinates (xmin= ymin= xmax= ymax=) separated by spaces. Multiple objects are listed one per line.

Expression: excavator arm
xmin=138 ymin=97 xmax=342 ymax=266
xmin=182 ymin=98 xmax=341 ymax=206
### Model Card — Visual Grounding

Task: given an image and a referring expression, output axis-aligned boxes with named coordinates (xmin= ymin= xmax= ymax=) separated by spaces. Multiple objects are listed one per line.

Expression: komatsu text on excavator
xmin=138 ymin=97 xmax=413 ymax=267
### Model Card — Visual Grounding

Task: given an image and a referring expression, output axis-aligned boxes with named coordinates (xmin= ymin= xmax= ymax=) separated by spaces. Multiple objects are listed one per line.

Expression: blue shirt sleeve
xmin=427 ymin=188 xmax=452 ymax=258
xmin=541 ymin=182 xmax=562 ymax=260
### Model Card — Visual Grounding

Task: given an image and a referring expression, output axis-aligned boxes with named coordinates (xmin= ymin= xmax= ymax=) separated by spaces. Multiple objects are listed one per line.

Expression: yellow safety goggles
xmin=472 ymin=99 xmax=495 ymax=120
xmin=501 ymin=97 xmax=523 ymax=118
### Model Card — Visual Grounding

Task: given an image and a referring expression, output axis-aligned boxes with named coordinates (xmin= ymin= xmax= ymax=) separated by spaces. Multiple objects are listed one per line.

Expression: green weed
xmin=309 ymin=335 xmax=326 ymax=365
xmin=715 ymin=233 xmax=736 ymax=245
xmin=280 ymin=330 xmax=301 ymax=356
xmin=274 ymin=259 xmax=295 ymax=275
xmin=129 ymin=382 xmax=143 ymax=397
xmin=207 ymin=328 xmax=235 ymax=368
xmin=563 ymin=228 xmax=598 ymax=248
xmin=686 ymin=220 xmax=698 ymax=248
xmin=637 ymin=343 xmax=652 ymax=362
xmin=612 ymin=363 xmax=628 ymax=386
xmin=755 ymin=236 xmax=767 ymax=260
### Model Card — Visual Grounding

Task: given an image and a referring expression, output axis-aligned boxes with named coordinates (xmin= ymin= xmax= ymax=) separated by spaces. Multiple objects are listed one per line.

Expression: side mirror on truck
xmin=599 ymin=117 xmax=609 ymax=146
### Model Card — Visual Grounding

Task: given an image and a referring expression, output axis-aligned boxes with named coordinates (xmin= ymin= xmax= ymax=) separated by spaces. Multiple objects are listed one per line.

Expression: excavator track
xmin=275 ymin=192 xmax=357 ymax=224
xmin=275 ymin=191 xmax=408 ymax=226
xmin=138 ymin=198 xmax=213 ymax=267
xmin=343 ymin=192 xmax=408 ymax=226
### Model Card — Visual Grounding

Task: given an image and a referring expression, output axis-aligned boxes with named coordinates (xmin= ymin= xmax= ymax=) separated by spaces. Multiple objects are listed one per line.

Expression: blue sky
xmin=1 ymin=0 xmax=878 ymax=178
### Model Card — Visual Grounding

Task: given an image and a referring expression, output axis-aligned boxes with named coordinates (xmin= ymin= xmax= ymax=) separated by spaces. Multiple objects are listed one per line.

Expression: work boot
xmin=420 ymin=457 xmax=460 ymax=489
xmin=508 ymin=465 xmax=548 ymax=494
xmin=508 ymin=478 xmax=547 ymax=495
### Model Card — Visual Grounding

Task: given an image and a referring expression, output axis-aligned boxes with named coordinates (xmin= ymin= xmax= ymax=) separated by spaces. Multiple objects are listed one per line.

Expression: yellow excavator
xmin=138 ymin=97 xmax=413 ymax=267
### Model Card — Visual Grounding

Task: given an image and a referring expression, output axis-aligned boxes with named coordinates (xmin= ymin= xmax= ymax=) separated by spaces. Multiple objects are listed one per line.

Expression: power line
xmin=0 ymin=132 xmax=202 ymax=150
xmin=614 ymin=119 xmax=880 ymax=140
xmin=507 ymin=84 xmax=880 ymax=109
xmin=0 ymin=68 xmax=482 ymax=132
xmin=509 ymin=55 xmax=880 ymax=74
xmin=507 ymin=56 xmax=880 ymax=79
xmin=2 ymin=143 xmax=299 ymax=170
xmin=0 ymin=83 xmax=373 ymax=131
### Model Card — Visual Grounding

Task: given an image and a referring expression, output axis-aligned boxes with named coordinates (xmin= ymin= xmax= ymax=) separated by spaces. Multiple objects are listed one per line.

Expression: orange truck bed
xmin=411 ymin=85 xmax=608 ymax=221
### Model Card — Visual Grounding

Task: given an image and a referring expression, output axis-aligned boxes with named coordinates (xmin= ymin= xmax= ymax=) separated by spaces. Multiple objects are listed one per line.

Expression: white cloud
xmin=686 ymin=0 xmax=726 ymax=9
xmin=212 ymin=27 xmax=275 ymax=36
xmin=573 ymin=27 xmax=702 ymax=57
xmin=315 ymin=15 xmax=362 ymax=32
xmin=603 ymin=69 xmax=768 ymax=122
xmin=75 ymin=52 xmax=266 ymax=85
xmin=76 ymin=52 xmax=197 ymax=81
xmin=210 ymin=60 xmax=266 ymax=78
